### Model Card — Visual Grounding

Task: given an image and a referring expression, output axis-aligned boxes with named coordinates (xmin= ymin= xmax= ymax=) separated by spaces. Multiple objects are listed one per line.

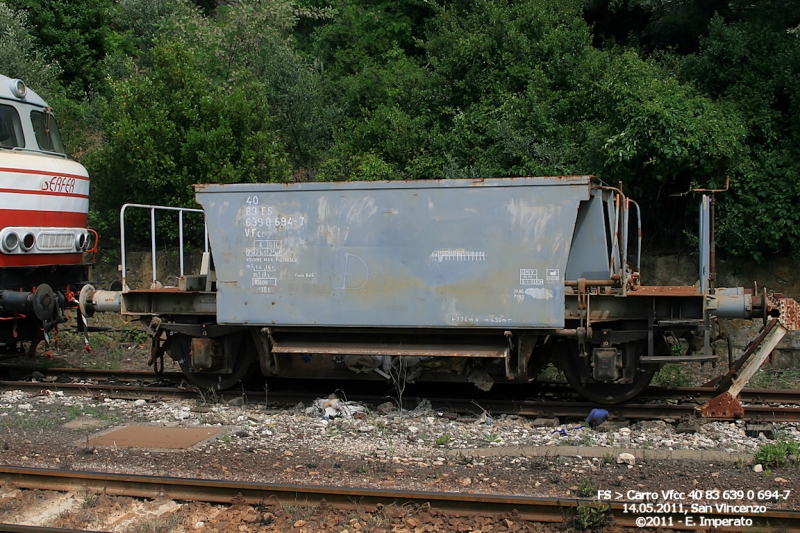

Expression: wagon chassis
xmin=116 ymin=275 xmax=728 ymax=405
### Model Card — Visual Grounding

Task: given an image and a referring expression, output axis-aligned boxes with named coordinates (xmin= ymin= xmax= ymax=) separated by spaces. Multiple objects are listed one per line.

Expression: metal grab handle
xmin=119 ymin=203 xmax=208 ymax=290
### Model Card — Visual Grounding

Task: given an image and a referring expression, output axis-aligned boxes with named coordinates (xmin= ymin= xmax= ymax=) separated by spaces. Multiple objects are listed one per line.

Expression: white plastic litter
xmin=306 ymin=397 xmax=367 ymax=419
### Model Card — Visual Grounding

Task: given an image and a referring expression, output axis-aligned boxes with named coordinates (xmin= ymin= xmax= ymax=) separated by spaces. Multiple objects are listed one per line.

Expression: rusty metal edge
xmin=0 ymin=525 xmax=101 ymax=533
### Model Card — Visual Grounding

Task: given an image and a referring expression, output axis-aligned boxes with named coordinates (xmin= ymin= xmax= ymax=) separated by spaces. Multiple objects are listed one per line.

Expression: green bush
xmin=434 ymin=433 xmax=451 ymax=446
xmin=572 ymin=501 xmax=610 ymax=531
xmin=652 ymin=363 xmax=694 ymax=387
xmin=753 ymin=441 xmax=800 ymax=467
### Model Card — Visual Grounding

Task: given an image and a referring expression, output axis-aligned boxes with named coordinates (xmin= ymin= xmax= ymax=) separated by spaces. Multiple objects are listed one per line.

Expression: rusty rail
xmin=1 ymin=466 xmax=799 ymax=531
xmin=3 ymin=374 xmax=800 ymax=421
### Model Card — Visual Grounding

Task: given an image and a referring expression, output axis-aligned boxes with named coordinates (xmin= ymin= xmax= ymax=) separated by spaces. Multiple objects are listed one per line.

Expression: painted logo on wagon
xmin=40 ymin=176 xmax=77 ymax=194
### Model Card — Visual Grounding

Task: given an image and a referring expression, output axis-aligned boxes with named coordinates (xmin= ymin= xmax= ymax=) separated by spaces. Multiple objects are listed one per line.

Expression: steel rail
xmin=0 ymin=525 xmax=102 ymax=533
xmin=0 ymin=368 xmax=185 ymax=384
xmin=1 ymin=466 xmax=799 ymax=531
xmin=6 ymin=367 xmax=800 ymax=405
xmin=2 ymin=377 xmax=800 ymax=422
xmin=0 ymin=380 xmax=194 ymax=398
xmin=427 ymin=398 xmax=800 ymax=422
xmin=27 ymin=368 xmax=185 ymax=380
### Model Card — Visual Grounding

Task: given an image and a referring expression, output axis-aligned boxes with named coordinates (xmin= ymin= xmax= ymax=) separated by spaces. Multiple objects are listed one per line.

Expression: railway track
xmin=1 ymin=466 xmax=799 ymax=531
xmin=2 ymin=368 xmax=800 ymax=421
xmin=6 ymin=366 xmax=800 ymax=402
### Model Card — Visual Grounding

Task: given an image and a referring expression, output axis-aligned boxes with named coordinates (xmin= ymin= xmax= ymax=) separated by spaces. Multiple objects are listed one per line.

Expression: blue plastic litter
xmin=586 ymin=408 xmax=609 ymax=428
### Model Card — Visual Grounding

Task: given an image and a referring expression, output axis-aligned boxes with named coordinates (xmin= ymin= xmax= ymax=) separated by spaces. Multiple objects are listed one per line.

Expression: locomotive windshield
xmin=0 ymin=104 xmax=23 ymax=149
xmin=30 ymin=109 xmax=65 ymax=154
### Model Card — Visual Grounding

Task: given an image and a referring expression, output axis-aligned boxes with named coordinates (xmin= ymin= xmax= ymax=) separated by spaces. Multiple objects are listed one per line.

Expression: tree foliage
xmin=677 ymin=3 xmax=800 ymax=259
xmin=3 ymin=0 xmax=113 ymax=98
xmin=89 ymin=39 xmax=291 ymax=239
xmin=2 ymin=0 xmax=797 ymax=258
xmin=0 ymin=1 xmax=60 ymax=93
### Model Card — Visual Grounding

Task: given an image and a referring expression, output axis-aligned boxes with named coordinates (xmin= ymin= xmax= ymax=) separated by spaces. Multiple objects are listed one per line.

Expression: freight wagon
xmin=82 ymin=176 xmax=791 ymax=405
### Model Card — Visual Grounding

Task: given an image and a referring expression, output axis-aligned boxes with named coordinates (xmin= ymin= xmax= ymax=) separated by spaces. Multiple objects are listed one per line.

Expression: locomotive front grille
xmin=37 ymin=232 xmax=75 ymax=250
xmin=0 ymin=227 xmax=90 ymax=254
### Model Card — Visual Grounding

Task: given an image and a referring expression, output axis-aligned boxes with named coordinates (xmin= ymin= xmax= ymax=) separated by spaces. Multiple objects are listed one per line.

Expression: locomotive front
xmin=0 ymin=75 xmax=95 ymax=357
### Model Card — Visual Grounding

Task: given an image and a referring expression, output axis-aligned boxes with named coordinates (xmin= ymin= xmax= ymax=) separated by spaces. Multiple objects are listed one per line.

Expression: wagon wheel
xmin=172 ymin=333 xmax=256 ymax=391
xmin=562 ymin=341 xmax=656 ymax=404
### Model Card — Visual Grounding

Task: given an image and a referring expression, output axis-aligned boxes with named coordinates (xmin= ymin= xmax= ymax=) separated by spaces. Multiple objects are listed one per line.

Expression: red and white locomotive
xmin=0 ymin=75 xmax=95 ymax=357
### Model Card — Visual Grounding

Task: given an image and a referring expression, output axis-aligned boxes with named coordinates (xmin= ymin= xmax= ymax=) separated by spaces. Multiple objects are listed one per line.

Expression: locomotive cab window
xmin=30 ymin=110 xmax=65 ymax=154
xmin=0 ymin=104 xmax=24 ymax=149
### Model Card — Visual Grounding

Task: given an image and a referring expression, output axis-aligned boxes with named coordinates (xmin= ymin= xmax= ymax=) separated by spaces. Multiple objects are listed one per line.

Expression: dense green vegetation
xmin=1 ymin=0 xmax=798 ymax=258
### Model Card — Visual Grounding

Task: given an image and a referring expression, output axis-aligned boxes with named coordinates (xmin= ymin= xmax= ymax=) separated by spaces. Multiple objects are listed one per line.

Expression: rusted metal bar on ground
xmin=699 ymin=295 xmax=800 ymax=420
xmin=0 ymin=525 xmax=101 ymax=533
xmin=707 ymin=319 xmax=779 ymax=392
xmin=699 ymin=320 xmax=786 ymax=419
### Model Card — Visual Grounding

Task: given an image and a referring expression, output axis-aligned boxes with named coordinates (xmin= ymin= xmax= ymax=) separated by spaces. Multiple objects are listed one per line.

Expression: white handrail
xmin=119 ymin=203 xmax=208 ymax=290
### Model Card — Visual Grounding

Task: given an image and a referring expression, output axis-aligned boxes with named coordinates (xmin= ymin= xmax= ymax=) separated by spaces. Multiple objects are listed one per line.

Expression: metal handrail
xmin=119 ymin=204 xmax=208 ymax=290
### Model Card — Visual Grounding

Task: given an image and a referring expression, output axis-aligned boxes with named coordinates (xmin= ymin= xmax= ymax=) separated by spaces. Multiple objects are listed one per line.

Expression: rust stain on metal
xmin=627 ymin=286 xmax=701 ymax=297
xmin=271 ymin=341 xmax=508 ymax=358
xmin=88 ymin=426 xmax=223 ymax=450
xmin=770 ymin=294 xmax=800 ymax=331
xmin=697 ymin=391 xmax=745 ymax=419
xmin=124 ymin=288 xmax=183 ymax=294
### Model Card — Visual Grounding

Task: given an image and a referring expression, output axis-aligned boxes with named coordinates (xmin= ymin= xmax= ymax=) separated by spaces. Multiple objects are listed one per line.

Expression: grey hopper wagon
xmin=83 ymin=176 xmax=783 ymax=404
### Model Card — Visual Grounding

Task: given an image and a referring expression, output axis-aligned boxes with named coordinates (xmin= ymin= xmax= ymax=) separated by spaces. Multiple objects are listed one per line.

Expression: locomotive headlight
xmin=2 ymin=232 xmax=19 ymax=252
xmin=9 ymin=79 xmax=27 ymax=99
xmin=20 ymin=232 xmax=35 ymax=252
xmin=76 ymin=231 xmax=87 ymax=251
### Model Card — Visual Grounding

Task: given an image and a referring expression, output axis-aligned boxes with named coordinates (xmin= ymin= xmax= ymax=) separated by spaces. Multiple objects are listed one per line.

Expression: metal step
xmin=655 ymin=319 xmax=705 ymax=327
xmin=640 ymin=354 xmax=717 ymax=363
xmin=271 ymin=341 xmax=509 ymax=358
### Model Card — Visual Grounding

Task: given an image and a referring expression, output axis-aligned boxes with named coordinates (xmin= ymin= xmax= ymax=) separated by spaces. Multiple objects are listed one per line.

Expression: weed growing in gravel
xmin=456 ymin=453 xmax=473 ymax=465
xmin=280 ymin=500 xmax=317 ymax=523
xmin=54 ymin=330 xmax=86 ymax=352
xmin=754 ymin=440 xmax=800 ymax=467
xmin=85 ymin=347 xmax=125 ymax=370
xmin=577 ymin=478 xmax=596 ymax=498
xmin=366 ymin=506 xmax=391 ymax=528
xmin=80 ymin=404 xmax=105 ymax=418
xmin=130 ymin=513 xmax=182 ymax=533
xmin=80 ymin=493 xmax=98 ymax=509
xmin=537 ymin=364 xmax=566 ymax=382
xmin=570 ymin=500 xmax=610 ymax=531
xmin=483 ymin=433 xmax=499 ymax=443
xmin=373 ymin=421 xmax=395 ymax=455
xmin=119 ymin=328 xmax=150 ymax=344
xmin=434 ymin=433 xmax=451 ymax=446
xmin=70 ymin=404 xmax=117 ymax=421
xmin=388 ymin=359 xmax=409 ymax=412
xmin=652 ymin=363 xmax=693 ymax=387
xmin=2 ymin=408 xmax=66 ymax=432
xmin=750 ymin=367 xmax=800 ymax=390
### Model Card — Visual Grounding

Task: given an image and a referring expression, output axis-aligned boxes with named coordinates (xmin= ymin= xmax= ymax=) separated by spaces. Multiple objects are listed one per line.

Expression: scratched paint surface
xmin=195 ymin=177 xmax=595 ymax=328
